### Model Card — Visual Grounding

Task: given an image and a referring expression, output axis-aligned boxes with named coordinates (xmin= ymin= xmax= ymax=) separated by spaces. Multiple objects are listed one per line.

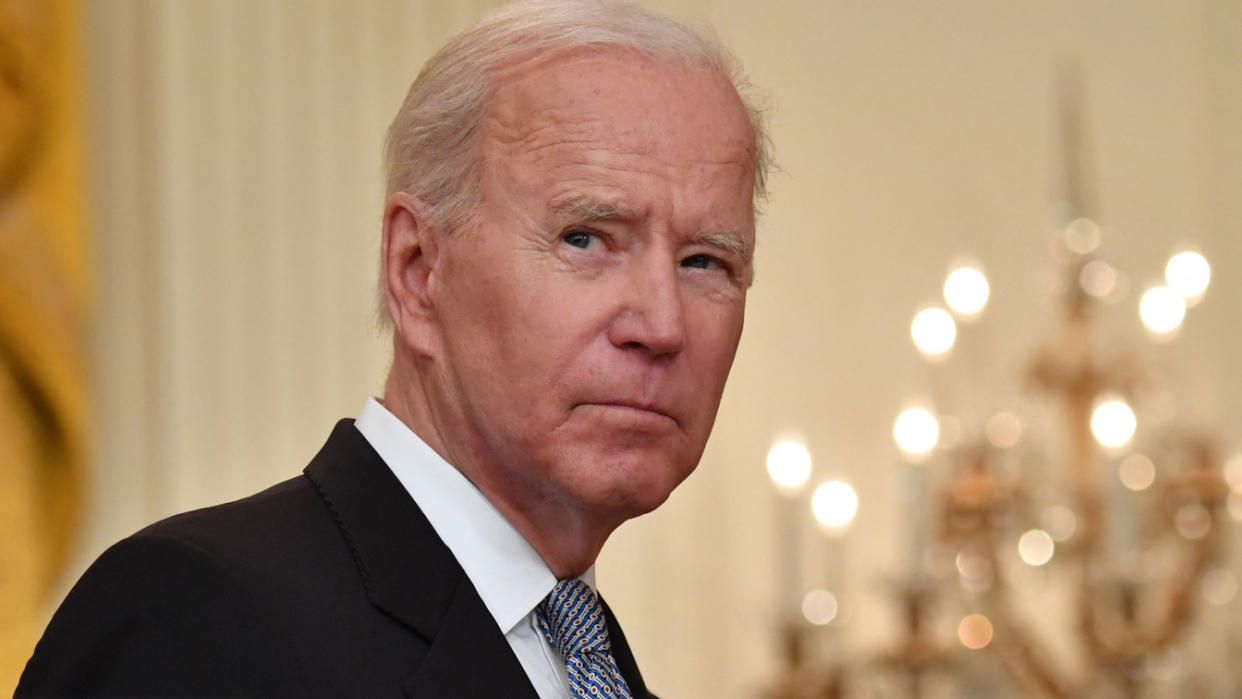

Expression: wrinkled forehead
xmin=482 ymin=49 xmax=757 ymax=176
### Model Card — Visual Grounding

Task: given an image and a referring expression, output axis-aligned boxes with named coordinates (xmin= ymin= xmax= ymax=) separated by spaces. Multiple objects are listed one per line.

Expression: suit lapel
xmin=601 ymin=596 xmax=653 ymax=698
xmin=304 ymin=420 xmax=538 ymax=699
xmin=401 ymin=576 xmax=538 ymax=697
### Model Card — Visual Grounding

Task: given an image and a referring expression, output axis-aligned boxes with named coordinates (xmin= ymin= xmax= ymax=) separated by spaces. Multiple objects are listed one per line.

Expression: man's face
xmin=425 ymin=52 xmax=756 ymax=524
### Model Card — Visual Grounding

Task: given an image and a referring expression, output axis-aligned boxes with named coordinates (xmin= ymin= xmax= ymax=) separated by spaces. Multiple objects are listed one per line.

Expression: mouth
xmin=579 ymin=401 xmax=680 ymax=427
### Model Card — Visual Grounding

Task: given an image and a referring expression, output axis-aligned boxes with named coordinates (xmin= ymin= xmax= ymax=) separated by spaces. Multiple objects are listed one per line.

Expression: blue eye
xmin=563 ymin=231 xmax=596 ymax=249
xmin=681 ymin=254 xmax=717 ymax=269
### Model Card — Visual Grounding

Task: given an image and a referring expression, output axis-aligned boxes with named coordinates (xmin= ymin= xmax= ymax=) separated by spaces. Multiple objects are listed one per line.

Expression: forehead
xmin=480 ymin=51 xmax=757 ymax=227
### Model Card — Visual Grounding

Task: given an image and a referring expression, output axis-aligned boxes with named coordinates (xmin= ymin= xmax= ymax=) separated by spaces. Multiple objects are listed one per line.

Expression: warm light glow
xmin=1080 ymin=260 xmax=1118 ymax=298
xmin=943 ymin=266 xmax=990 ymax=317
xmin=958 ymin=614 xmax=994 ymax=650
xmin=955 ymin=549 xmax=992 ymax=582
xmin=984 ymin=412 xmax=1022 ymax=449
xmin=1139 ymin=286 xmax=1186 ymax=335
xmin=1165 ymin=251 xmax=1210 ymax=304
xmin=911 ymin=307 xmax=956 ymax=358
xmin=801 ymin=589 xmax=839 ymax=625
xmin=1118 ymin=454 xmax=1156 ymax=491
xmin=1229 ymin=492 xmax=1242 ymax=522
xmin=1063 ymin=218 xmax=1102 ymax=254
xmin=1091 ymin=398 xmax=1136 ymax=449
xmin=1146 ymin=651 xmax=1185 ymax=682
xmin=1202 ymin=569 xmax=1237 ymax=606
xmin=893 ymin=407 xmax=940 ymax=460
xmin=812 ymin=481 xmax=859 ymax=529
xmin=1222 ymin=453 xmax=1242 ymax=492
xmin=767 ymin=441 xmax=812 ymax=495
xmin=1017 ymin=529 xmax=1055 ymax=566
xmin=1040 ymin=505 xmax=1077 ymax=542
xmin=1202 ymin=571 xmax=1232 ymax=603
xmin=1175 ymin=503 xmax=1211 ymax=540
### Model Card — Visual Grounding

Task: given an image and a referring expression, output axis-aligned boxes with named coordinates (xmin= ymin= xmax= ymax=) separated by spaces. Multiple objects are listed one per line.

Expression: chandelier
xmin=762 ymin=75 xmax=1236 ymax=699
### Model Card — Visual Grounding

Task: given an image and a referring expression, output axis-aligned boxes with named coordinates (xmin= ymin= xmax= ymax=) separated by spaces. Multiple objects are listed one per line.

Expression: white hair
xmin=380 ymin=0 xmax=771 ymax=322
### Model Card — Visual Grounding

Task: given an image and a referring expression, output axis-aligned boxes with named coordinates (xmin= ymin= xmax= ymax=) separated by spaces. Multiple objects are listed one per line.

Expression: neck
xmin=381 ymin=349 xmax=620 ymax=579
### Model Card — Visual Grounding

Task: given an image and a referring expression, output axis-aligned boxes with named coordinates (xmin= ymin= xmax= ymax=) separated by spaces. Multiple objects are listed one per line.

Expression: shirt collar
xmin=354 ymin=398 xmax=594 ymax=634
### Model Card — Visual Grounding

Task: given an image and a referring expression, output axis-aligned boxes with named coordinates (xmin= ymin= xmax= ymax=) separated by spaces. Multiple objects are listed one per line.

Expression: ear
xmin=381 ymin=192 xmax=443 ymax=357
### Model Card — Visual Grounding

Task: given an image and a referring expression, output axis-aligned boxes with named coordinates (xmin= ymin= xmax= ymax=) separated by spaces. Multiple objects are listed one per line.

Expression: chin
xmin=579 ymin=449 xmax=699 ymax=519
xmin=536 ymin=419 xmax=707 ymax=518
xmin=608 ymin=483 xmax=673 ymax=518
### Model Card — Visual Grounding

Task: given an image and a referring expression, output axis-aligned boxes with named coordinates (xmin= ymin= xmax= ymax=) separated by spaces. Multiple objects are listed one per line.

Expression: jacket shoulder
xmin=18 ymin=520 xmax=312 ymax=698
xmin=136 ymin=474 xmax=339 ymax=573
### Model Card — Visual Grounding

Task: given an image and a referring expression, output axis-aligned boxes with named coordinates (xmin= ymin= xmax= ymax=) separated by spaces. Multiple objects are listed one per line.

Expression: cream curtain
xmin=72 ymin=1 xmax=1242 ymax=696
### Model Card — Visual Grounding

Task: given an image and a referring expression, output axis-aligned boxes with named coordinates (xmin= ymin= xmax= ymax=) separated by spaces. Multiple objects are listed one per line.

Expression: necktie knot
xmin=536 ymin=578 xmax=633 ymax=698
xmin=537 ymin=578 xmax=612 ymax=657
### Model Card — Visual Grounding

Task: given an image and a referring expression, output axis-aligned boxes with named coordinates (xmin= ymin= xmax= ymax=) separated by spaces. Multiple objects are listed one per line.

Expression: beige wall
xmin=76 ymin=1 xmax=1242 ymax=696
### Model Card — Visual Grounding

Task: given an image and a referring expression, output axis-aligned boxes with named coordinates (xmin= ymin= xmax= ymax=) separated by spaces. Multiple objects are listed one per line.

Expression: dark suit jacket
xmin=17 ymin=420 xmax=654 ymax=698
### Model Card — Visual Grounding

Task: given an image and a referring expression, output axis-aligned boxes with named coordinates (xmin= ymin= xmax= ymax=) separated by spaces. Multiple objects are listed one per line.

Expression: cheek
xmin=691 ymin=302 xmax=745 ymax=371
xmin=678 ymin=304 xmax=745 ymax=421
xmin=442 ymin=257 xmax=548 ymax=363
xmin=465 ymin=287 xmax=606 ymax=417
xmin=509 ymin=277 xmax=624 ymax=356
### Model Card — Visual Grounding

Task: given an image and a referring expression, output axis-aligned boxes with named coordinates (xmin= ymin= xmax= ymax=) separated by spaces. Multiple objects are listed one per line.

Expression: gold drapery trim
xmin=0 ymin=0 xmax=88 ymax=693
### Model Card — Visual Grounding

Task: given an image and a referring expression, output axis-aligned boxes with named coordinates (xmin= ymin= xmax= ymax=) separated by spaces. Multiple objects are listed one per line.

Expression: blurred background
xmin=3 ymin=0 xmax=1240 ymax=696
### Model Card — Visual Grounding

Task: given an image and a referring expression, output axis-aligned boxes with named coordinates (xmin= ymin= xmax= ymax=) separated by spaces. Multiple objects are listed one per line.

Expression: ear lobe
xmin=381 ymin=192 xmax=442 ymax=356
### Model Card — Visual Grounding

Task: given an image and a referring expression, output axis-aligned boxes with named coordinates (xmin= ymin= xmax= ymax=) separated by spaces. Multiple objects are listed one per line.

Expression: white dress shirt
xmin=354 ymin=398 xmax=582 ymax=699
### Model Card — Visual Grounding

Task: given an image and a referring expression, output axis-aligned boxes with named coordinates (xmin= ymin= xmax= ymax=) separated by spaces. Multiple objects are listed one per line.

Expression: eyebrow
xmin=551 ymin=194 xmax=753 ymax=261
xmin=551 ymin=196 xmax=634 ymax=223
xmin=694 ymin=231 xmax=754 ymax=261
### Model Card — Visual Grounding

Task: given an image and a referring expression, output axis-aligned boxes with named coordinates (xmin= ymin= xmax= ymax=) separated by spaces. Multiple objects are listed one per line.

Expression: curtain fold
xmin=0 ymin=0 xmax=88 ymax=692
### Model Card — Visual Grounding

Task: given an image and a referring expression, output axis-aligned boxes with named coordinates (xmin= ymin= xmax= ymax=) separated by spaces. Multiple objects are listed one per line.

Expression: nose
xmin=606 ymin=253 xmax=686 ymax=357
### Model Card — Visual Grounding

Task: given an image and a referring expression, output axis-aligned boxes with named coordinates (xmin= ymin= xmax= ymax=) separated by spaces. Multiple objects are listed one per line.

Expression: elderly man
xmin=18 ymin=0 xmax=767 ymax=696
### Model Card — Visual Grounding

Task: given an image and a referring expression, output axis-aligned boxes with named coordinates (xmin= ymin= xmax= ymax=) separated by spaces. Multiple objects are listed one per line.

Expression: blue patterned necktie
xmin=536 ymin=578 xmax=634 ymax=699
